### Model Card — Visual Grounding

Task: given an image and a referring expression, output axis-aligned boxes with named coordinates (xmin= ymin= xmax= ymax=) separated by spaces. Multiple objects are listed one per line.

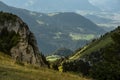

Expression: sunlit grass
xmin=69 ymin=33 xmax=95 ymax=41
xmin=46 ymin=55 xmax=61 ymax=62
xmin=0 ymin=52 xmax=91 ymax=80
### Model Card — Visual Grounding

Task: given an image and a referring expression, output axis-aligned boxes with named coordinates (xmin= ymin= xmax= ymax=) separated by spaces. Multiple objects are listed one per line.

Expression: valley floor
xmin=0 ymin=52 xmax=91 ymax=80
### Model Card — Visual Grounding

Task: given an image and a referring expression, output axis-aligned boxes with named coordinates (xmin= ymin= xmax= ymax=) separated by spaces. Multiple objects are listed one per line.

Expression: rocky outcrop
xmin=0 ymin=12 xmax=47 ymax=66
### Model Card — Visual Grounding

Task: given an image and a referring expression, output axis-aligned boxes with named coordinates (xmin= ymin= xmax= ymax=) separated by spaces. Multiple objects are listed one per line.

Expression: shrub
xmin=0 ymin=27 xmax=20 ymax=54
xmin=62 ymin=60 xmax=90 ymax=75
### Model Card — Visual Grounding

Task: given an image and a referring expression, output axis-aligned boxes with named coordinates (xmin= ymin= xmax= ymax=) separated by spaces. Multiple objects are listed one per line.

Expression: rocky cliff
xmin=0 ymin=12 xmax=47 ymax=66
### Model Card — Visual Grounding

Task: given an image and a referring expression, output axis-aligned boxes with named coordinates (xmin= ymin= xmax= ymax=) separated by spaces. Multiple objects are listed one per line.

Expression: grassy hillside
xmin=75 ymin=27 xmax=120 ymax=60
xmin=0 ymin=52 xmax=91 ymax=80
xmin=61 ymin=27 xmax=120 ymax=80
xmin=69 ymin=30 xmax=114 ymax=60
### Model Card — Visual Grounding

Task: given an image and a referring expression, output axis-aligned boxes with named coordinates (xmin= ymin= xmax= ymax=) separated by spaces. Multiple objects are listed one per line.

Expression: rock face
xmin=0 ymin=12 xmax=47 ymax=66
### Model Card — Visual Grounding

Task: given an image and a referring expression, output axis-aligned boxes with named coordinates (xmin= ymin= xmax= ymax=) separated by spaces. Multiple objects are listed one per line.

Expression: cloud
xmin=25 ymin=0 xmax=36 ymax=7
xmin=88 ymin=0 xmax=109 ymax=6
xmin=88 ymin=0 xmax=120 ymax=11
xmin=29 ymin=0 xmax=34 ymax=5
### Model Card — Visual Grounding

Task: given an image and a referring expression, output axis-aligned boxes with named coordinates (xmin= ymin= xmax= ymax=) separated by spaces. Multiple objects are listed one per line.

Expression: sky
xmin=0 ymin=0 xmax=120 ymax=12
xmin=89 ymin=0 xmax=120 ymax=11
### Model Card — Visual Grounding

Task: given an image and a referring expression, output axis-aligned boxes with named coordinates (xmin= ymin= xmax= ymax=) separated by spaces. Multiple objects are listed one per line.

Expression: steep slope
xmin=0 ymin=12 xmax=47 ymax=66
xmin=69 ymin=28 xmax=116 ymax=61
xmin=64 ymin=27 xmax=116 ymax=62
xmin=69 ymin=34 xmax=113 ymax=60
xmin=60 ymin=26 xmax=120 ymax=80
xmin=0 ymin=1 xmax=105 ymax=54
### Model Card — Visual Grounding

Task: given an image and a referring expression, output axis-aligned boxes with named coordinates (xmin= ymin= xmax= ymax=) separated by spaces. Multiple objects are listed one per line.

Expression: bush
xmin=91 ymin=61 xmax=120 ymax=80
xmin=62 ymin=60 xmax=90 ymax=75
xmin=0 ymin=27 xmax=20 ymax=54
xmin=0 ymin=11 xmax=17 ymax=25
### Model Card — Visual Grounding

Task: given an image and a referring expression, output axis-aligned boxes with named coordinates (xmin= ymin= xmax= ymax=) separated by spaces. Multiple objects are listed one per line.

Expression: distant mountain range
xmin=77 ymin=10 xmax=120 ymax=32
xmin=0 ymin=1 xmax=105 ymax=54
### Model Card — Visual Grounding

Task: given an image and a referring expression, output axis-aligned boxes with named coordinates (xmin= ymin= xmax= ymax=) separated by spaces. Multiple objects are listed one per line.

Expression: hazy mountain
xmin=0 ymin=1 xmax=105 ymax=54
xmin=76 ymin=10 xmax=120 ymax=32
xmin=53 ymin=48 xmax=73 ymax=57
